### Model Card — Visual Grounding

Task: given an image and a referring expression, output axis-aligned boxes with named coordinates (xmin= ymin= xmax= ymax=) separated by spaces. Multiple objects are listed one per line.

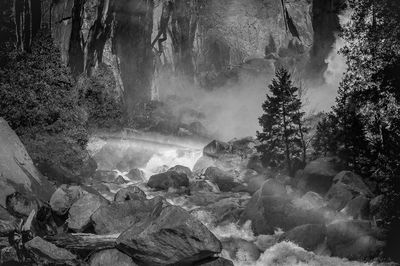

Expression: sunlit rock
xmin=117 ymin=205 xmax=222 ymax=265
xmin=333 ymin=171 xmax=373 ymax=197
xmin=67 ymin=193 xmax=109 ymax=232
xmin=91 ymin=196 xmax=167 ymax=235
xmin=50 ymin=185 xmax=87 ymax=215
xmin=0 ymin=118 xmax=54 ymax=209
xmin=25 ymin=237 xmax=77 ymax=265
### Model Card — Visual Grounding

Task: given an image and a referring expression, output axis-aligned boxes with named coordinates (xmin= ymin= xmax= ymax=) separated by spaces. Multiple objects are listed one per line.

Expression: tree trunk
xmin=44 ymin=233 xmax=118 ymax=251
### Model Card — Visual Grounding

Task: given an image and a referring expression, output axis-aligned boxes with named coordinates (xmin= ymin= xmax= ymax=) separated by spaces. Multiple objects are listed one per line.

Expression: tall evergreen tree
xmin=312 ymin=0 xmax=400 ymax=261
xmin=257 ymin=68 xmax=307 ymax=176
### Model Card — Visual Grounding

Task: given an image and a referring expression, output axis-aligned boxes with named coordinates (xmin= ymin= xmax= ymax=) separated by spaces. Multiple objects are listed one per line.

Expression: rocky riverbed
xmin=0 ymin=120 xmax=395 ymax=265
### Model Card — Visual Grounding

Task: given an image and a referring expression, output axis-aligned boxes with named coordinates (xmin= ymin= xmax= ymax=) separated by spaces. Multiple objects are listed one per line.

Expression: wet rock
xmin=126 ymin=168 xmax=144 ymax=182
xmin=94 ymin=170 xmax=119 ymax=183
xmin=204 ymin=167 xmax=240 ymax=192
xmin=341 ymin=195 xmax=369 ymax=219
xmin=25 ymin=236 xmax=77 ymax=265
xmin=240 ymin=190 xmax=325 ymax=235
xmin=89 ymin=249 xmax=138 ymax=266
xmin=168 ymin=165 xmax=193 ymax=179
xmin=114 ymin=186 xmax=146 ymax=202
xmin=222 ymin=238 xmax=260 ymax=261
xmin=114 ymin=175 xmax=128 ymax=185
xmin=279 ymin=224 xmax=327 ymax=251
xmin=296 ymin=157 xmax=340 ymax=195
xmin=117 ymin=205 xmax=222 ymax=265
xmin=193 ymin=156 xmax=216 ymax=176
xmin=50 ymin=185 xmax=86 ymax=215
xmin=327 ymin=220 xmax=385 ymax=260
xmin=203 ymin=140 xmax=231 ymax=158
xmin=333 ymin=171 xmax=373 ymax=197
xmin=68 ymin=193 xmax=109 ymax=232
xmin=0 ymin=117 xmax=54 ymax=208
xmin=195 ymin=257 xmax=234 ymax=266
xmin=190 ymin=180 xmax=220 ymax=193
xmin=92 ymin=197 xmax=167 ymax=234
xmin=325 ymin=183 xmax=355 ymax=211
xmin=293 ymin=191 xmax=326 ymax=210
xmin=0 ymin=246 xmax=18 ymax=264
xmin=6 ymin=192 xmax=39 ymax=218
xmin=148 ymin=171 xmax=189 ymax=190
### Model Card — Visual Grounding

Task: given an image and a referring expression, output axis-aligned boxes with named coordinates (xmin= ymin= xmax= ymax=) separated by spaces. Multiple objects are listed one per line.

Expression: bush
xmin=76 ymin=63 xmax=123 ymax=130
xmin=0 ymin=31 xmax=91 ymax=183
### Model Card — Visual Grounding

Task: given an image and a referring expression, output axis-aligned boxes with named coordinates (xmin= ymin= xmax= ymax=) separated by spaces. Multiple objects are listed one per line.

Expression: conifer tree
xmin=257 ymin=68 xmax=307 ymax=176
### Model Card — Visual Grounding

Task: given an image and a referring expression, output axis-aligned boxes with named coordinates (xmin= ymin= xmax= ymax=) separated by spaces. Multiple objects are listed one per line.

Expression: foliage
xmin=257 ymin=68 xmax=308 ymax=176
xmin=312 ymin=0 xmax=400 ymax=261
xmin=76 ymin=63 xmax=123 ymax=130
xmin=0 ymin=31 xmax=90 ymax=182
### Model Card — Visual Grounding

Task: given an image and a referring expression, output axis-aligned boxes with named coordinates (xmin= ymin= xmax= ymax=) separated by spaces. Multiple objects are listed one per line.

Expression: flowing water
xmin=87 ymin=135 xmax=382 ymax=266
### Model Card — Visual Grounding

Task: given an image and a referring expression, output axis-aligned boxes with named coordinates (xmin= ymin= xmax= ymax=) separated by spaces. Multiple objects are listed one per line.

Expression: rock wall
xmin=3 ymin=0 xmax=345 ymax=115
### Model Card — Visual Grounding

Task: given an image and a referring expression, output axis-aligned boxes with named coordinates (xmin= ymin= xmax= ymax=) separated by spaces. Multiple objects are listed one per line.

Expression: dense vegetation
xmin=257 ymin=68 xmax=308 ymax=176
xmin=312 ymin=0 xmax=400 ymax=261
xmin=0 ymin=31 xmax=122 ymax=183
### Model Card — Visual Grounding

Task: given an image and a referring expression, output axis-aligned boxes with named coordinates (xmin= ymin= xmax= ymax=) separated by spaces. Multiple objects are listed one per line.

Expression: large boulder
xmin=327 ymin=220 xmax=385 ymax=260
xmin=89 ymin=249 xmax=138 ymax=266
xmin=117 ymin=205 xmax=222 ymax=265
xmin=203 ymin=140 xmax=231 ymax=158
xmin=50 ymin=185 xmax=87 ymax=215
xmin=325 ymin=183 xmax=354 ymax=211
xmin=148 ymin=171 xmax=189 ymax=190
xmin=341 ymin=195 xmax=369 ymax=219
xmin=114 ymin=186 xmax=146 ymax=202
xmin=296 ymin=157 xmax=340 ymax=195
xmin=278 ymin=224 xmax=327 ymax=251
xmin=67 ymin=193 xmax=109 ymax=232
xmin=204 ymin=167 xmax=240 ymax=192
xmin=91 ymin=196 xmax=167 ymax=234
xmin=0 ymin=118 xmax=54 ymax=208
xmin=326 ymin=171 xmax=373 ymax=212
xmin=193 ymin=156 xmax=216 ymax=175
xmin=126 ymin=168 xmax=145 ymax=182
xmin=168 ymin=165 xmax=193 ymax=179
xmin=25 ymin=237 xmax=77 ymax=265
xmin=240 ymin=190 xmax=325 ymax=235
xmin=293 ymin=191 xmax=326 ymax=210
xmin=333 ymin=171 xmax=373 ymax=197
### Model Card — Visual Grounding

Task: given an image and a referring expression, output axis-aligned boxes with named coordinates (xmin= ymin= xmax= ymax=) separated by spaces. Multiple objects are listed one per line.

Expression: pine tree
xmin=257 ymin=68 xmax=307 ymax=176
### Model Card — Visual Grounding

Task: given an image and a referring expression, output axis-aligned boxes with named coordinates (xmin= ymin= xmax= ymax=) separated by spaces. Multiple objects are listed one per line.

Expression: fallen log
xmin=44 ymin=233 xmax=119 ymax=251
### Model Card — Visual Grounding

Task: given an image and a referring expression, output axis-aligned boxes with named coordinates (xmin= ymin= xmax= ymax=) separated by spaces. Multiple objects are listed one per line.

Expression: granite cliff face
xmin=3 ymin=0 xmax=345 ymax=113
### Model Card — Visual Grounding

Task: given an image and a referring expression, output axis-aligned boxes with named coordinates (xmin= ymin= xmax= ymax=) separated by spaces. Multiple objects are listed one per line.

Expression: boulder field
xmin=0 ymin=130 xmax=390 ymax=265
